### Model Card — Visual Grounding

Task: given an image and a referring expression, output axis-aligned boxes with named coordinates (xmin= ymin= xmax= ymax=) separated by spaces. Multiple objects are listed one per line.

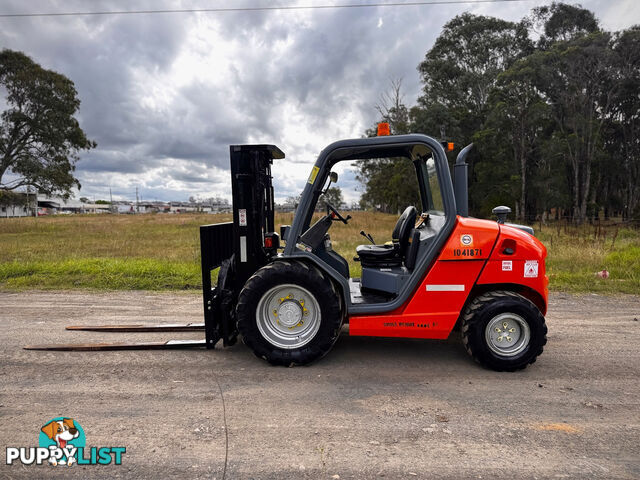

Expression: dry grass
xmin=0 ymin=212 xmax=637 ymax=293
xmin=536 ymin=223 xmax=640 ymax=294
xmin=0 ymin=213 xmax=232 ymax=263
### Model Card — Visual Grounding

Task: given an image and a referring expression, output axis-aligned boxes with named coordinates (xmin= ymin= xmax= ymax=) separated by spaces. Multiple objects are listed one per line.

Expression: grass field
xmin=0 ymin=212 xmax=638 ymax=293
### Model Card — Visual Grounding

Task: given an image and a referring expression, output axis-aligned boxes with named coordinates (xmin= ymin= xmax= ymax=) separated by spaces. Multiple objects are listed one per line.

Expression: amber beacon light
xmin=377 ymin=122 xmax=390 ymax=136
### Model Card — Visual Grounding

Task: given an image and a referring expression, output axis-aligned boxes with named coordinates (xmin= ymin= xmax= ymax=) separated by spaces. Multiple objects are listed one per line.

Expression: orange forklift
xmin=27 ymin=126 xmax=548 ymax=371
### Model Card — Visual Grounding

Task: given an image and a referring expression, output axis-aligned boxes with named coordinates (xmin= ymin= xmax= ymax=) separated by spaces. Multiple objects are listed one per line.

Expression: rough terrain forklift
xmin=27 ymin=128 xmax=548 ymax=371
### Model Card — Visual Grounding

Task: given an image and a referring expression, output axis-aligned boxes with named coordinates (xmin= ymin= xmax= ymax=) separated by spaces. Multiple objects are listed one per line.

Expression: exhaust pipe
xmin=454 ymin=143 xmax=473 ymax=217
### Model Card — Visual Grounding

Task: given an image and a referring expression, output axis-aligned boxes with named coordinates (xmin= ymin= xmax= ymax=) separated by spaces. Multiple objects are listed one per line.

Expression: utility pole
xmin=135 ymin=186 xmax=139 ymax=214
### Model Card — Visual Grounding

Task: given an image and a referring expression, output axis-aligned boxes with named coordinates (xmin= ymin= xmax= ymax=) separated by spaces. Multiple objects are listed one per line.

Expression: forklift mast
xmin=200 ymin=144 xmax=284 ymax=348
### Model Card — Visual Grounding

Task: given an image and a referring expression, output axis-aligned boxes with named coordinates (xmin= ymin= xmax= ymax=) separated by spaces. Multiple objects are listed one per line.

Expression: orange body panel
xmin=477 ymin=224 xmax=549 ymax=314
xmin=438 ymin=217 xmax=499 ymax=261
xmin=348 ymin=217 xmax=548 ymax=339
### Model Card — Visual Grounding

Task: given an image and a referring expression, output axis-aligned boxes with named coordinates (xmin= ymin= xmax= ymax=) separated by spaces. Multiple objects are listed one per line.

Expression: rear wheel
xmin=461 ymin=291 xmax=547 ymax=371
xmin=237 ymin=260 xmax=343 ymax=366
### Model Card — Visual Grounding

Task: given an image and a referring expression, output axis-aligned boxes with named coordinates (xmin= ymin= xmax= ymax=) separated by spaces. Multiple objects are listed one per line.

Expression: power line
xmin=0 ymin=0 xmax=536 ymax=19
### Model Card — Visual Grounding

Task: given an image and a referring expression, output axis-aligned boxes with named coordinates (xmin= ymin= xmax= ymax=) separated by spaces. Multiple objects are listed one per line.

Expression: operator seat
xmin=356 ymin=206 xmax=417 ymax=268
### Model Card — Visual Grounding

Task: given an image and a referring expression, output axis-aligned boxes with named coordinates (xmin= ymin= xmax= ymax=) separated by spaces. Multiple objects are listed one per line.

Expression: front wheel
xmin=461 ymin=291 xmax=547 ymax=371
xmin=236 ymin=260 xmax=343 ymax=366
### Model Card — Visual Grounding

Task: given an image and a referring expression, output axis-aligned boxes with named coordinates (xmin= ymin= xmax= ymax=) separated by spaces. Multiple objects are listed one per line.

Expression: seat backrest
xmin=392 ymin=206 xmax=417 ymax=254
xmin=404 ymin=229 xmax=421 ymax=270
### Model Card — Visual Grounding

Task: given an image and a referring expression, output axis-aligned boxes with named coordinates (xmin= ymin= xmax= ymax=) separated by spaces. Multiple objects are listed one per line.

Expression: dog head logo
xmin=6 ymin=417 xmax=125 ymax=467
xmin=41 ymin=419 xmax=78 ymax=449
xmin=38 ymin=417 xmax=86 ymax=466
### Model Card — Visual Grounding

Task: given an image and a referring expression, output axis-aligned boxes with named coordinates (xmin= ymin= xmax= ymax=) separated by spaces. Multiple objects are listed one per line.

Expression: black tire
xmin=461 ymin=290 xmax=547 ymax=372
xmin=236 ymin=260 xmax=343 ymax=366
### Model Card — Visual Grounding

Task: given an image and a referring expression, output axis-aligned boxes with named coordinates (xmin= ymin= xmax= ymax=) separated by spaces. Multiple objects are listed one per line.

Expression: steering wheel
xmin=325 ymin=202 xmax=351 ymax=224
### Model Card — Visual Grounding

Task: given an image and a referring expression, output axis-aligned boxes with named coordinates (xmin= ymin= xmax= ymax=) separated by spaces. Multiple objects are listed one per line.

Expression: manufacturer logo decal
xmin=460 ymin=234 xmax=473 ymax=246
xmin=502 ymin=260 xmax=512 ymax=271
xmin=524 ymin=260 xmax=539 ymax=278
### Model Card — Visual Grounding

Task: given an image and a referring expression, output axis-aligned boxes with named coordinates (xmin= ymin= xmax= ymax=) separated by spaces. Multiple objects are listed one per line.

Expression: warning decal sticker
xmin=502 ymin=260 xmax=512 ymax=271
xmin=308 ymin=166 xmax=320 ymax=184
xmin=524 ymin=260 xmax=539 ymax=278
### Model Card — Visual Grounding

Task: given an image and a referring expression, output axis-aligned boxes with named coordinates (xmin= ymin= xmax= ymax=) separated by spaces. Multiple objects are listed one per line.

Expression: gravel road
xmin=1 ymin=291 xmax=638 ymax=479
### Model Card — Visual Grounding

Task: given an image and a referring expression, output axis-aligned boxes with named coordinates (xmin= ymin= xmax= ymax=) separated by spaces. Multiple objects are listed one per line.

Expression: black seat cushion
xmin=356 ymin=243 xmax=402 ymax=268
xmin=356 ymin=206 xmax=417 ymax=268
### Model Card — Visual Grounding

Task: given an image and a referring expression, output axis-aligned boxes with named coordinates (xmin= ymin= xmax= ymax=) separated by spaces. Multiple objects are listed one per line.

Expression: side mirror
xmin=323 ymin=171 xmax=339 ymax=194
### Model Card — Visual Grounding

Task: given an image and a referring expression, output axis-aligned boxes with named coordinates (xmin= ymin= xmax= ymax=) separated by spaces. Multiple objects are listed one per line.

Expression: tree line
xmin=358 ymin=3 xmax=639 ymax=224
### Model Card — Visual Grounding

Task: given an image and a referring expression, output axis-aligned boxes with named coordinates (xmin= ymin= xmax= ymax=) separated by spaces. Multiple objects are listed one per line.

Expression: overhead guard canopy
xmin=230 ymin=144 xmax=285 ymax=160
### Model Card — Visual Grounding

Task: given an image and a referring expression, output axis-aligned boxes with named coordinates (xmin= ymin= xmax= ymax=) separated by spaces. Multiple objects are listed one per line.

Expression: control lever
xmin=360 ymin=230 xmax=375 ymax=244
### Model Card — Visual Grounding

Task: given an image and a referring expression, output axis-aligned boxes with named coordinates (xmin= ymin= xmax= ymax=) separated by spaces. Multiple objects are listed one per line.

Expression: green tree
xmin=604 ymin=26 xmax=640 ymax=219
xmin=528 ymin=2 xmax=599 ymax=47
xmin=357 ymin=4 xmax=637 ymax=224
xmin=0 ymin=49 xmax=96 ymax=198
xmin=474 ymin=59 xmax=550 ymax=220
xmin=524 ymin=31 xmax=616 ymax=223
xmin=319 ymin=187 xmax=344 ymax=210
xmin=416 ymin=13 xmax=532 ymax=140
xmin=0 ymin=189 xmax=27 ymax=208
xmin=358 ymin=157 xmax=420 ymax=213
xmin=414 ymin=13 xmax=532 ymax=215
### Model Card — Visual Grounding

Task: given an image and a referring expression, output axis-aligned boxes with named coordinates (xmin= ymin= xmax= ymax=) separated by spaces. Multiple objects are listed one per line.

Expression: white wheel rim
xmin=256 ymin=284 xmax=321 ymax=349
xmin=485 ymin=313 xmax=531 ymax=357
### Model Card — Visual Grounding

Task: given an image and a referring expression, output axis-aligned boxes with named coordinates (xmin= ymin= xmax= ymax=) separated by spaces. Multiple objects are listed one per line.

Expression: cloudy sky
xmin=0 ymin=0 xmax=637 ymax=204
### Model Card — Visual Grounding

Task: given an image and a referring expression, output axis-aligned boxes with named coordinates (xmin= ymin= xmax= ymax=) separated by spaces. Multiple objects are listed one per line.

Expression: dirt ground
xmin=0 ymin=291 xmax=638 ymax=479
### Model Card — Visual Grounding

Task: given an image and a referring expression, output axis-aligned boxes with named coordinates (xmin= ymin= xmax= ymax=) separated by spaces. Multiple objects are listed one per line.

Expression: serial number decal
xmin=382 ymin=322 xmax=436 ymax=328
xmin=453 ymin=248 xmax=482 ymax=257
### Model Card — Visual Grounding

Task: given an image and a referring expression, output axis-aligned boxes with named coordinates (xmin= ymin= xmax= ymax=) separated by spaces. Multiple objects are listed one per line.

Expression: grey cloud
xmin=0 ymin=1 xmax=635 ymax=202
xmin=80 ymin=150 xmax=148 ymax=174
xmin=171 ymin=171 xmax=216 ymax=185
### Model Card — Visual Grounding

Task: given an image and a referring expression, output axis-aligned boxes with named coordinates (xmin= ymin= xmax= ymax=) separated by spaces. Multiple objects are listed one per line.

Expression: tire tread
xmin=237 ymin=260 xmax=343 ymax=366
xmin=461 ymin=290 xmax=547 ymax=372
